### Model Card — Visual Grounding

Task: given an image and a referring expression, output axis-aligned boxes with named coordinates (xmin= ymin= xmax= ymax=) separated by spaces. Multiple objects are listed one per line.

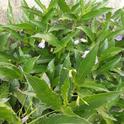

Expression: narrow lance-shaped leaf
xmin=58 ymin=0 xmax=70 ymax=13
xmin=35 ymin=114 xmax=91 ymax=124
xmin=75 ymin=91 xmax=120 ymax=113
xmin=26 ymin=75 xmax=62 ymax=110
xmin=76 ymin=44 xmax=99 ymax=83
xmin=82 ymin=7 xmax=111 ymax=21
xmin=61 ymin=79 xmax=70 ymax=105
xmin=100 ymin=47 xmax=124 ymax=61
xmin=98 ymin=56 xmax=121 ymax=72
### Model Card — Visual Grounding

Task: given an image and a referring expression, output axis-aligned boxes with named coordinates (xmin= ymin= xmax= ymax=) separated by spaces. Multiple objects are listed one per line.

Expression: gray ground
xmin=0 ymin=0 xmax=124 ymax=24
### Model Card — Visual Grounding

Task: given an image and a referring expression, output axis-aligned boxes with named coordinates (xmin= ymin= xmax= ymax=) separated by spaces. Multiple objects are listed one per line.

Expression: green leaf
xmin=98 ymin=56 xmax=121 ymax=72
xmin=82 ymin=7 xmax=111 ymax=21
xmin=79 ymin=80 xmax=109 ymax=92
xmin=59 ymin=54 xmax=71 ymax=84
xmin=0 ymin=83 xmax=9 ymax=99
xmin=77 ymin=26 xmax=95 ymax=42
xmin=61 ymin=79 xmax=70 ymax=105
xmin=32 ymin=33 xmax=60 ymax=47
xmin=76 ymin=44 xmax=99 ymax=83
xmin=0 ymin=103 xmax=21 ymax=124
xmin=58 ymin=0 xmax=70 ymax=13
xmin=0 ymin=32 xmax=10 ymax=50
xmin=26 ymin=75 xmax=62 ymax=110
xmin=47 ymin=59 xmax=55 ymax=81
xmin=0 ymin=62 xmax=21 ymax=80
xmin=42 ymin=8 xmax=55 ymax=23
xmin=36 ymin=114 xmax=90 ymax=124
xmin=100 ymin=47 xmax=124 ymax=61
xmin=23 ymin=57 xmax=39 ymax=73
xmin=0 ymin=51 xmax=13 ymax=62
xmin=75 ymin=91 xmax=120 ymax=112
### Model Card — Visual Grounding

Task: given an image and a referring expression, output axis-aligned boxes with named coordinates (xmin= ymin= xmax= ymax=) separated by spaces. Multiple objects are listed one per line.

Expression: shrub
xmin=0 ymin=0 xmax=124 ymax=124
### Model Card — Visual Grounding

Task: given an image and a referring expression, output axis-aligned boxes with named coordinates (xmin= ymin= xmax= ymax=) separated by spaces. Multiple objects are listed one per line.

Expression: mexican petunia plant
xmin=0 ymin=0 xmax=124 ymax=124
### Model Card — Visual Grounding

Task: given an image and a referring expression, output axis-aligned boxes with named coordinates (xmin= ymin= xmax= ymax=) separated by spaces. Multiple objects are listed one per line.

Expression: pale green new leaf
xmin=0 ymin=103 xmax=21 ymax=124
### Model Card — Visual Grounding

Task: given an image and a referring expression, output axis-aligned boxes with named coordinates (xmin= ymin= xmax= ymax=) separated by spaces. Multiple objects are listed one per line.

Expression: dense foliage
xmin=0 ymin=0 xmax=124 ymax=123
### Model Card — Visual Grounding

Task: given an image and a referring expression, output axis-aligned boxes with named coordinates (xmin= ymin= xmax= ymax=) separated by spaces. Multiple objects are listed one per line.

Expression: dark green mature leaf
xmin=59 ymin=54 xmax=71 ymax=84
xmin=27 ymin=75 xmax=62 ymax=110
xmin=0 ymin=52 xmax=13 ymax=62
xmin=0 ymin=32 xmax=9 ymax=50
xmin=23 ymin=57 xmax=39 ymax=73
xmin=58 ymin=0 xmax=70 ymax=13
xmin=76 ymin=92 xmax=120 ymax=112
xmin=0 ymin=62 xmax=21 ymax=80
xmin=76 ymin=44 xmax=99 ymax=83
xmin=37 ymin=114 xmax=90 ymax=124
xmin=0 ymin=83 xmax=9 ymax=99
xmin=100 ymin=47 xmax=124 ymax=61
xmin=98 ymin=56 xmax=121 ymax=72
xmin=79 ymin=80 xmax=109 ymax=92
xmin=82 ymin=7 xmax=111 ymax=21
xmin=0 ymin=103 xmax=21 ymax=124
